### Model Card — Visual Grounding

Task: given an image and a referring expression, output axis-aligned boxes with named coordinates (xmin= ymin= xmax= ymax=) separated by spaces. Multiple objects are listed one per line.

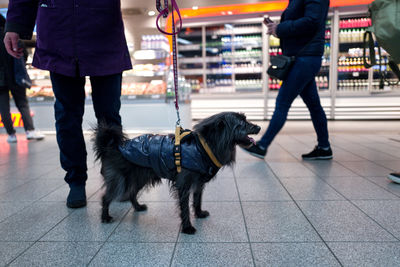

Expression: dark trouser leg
xmin=10 ymin=85 xmax=34 ymax=131
xmin=90 ymin=73 xmax=122 ymax=127
xmin=300 ymin=80 xmax=330 ymax=148
xmin=258 ymin=56 xmax=323 ymax=149
xmin=50 ymin=72 xmax=87 ymax=186
xmin=0 ymin=90 xmax=16 ymax=135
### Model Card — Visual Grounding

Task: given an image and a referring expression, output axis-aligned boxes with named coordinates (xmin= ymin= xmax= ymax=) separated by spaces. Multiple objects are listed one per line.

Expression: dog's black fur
xmin=93 ymin=112 xmax=260 ymax=234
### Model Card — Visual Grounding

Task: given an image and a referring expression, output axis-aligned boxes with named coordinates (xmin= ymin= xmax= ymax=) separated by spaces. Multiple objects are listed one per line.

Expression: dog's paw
xmin=195 ymin=210 xmax=210 ymax=218
xmin=101 ymin=215 xmax=114 ymax=223
xmin=135 ymin=204 xmax=148 ymax=212
xmin=182 ymin=225 xmax=197 ymax=235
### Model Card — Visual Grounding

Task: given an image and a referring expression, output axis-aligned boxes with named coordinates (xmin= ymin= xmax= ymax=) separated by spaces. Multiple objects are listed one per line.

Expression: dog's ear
xmin=217 ymin=119 xmax=226 ymax=130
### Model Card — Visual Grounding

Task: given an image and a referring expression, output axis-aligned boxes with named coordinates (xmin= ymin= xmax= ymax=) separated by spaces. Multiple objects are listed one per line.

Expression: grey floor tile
xmin=298 ymin=201 xmax=396 ymax=242
xmin=215 ymin=166 xmax=235 ymax=178
xmin=9 ymin=242 xmax=102 ymax=267
xmin=202 ymin=178 xmax=239 ymax=202
xmin=0 ymin=178 xmax=33 ymax=195
xmin=324 ymin=176 xmax=399 ymax=200
xmin=281 ymin=178 xmax=345 ymax=201
xmin=243 ymin=202 xmax=321 ymax=242
xmin=0 ymin=178 xmax=65 ymax=202
xmin=108 ymin=202 xmax=180 ymax=242
xmin=303 ymin=161 xmax=357 ymax=177
xmin=0 ymin=202 xmax=32 ymax=223
xmin=41 ymin=202 xmax=131 ymax=241
xmin=339 ymin=161 xmax=393 ymax=177
xmin=264 ymin=145 xmax=298 ymax=162
xmin=0 ymin=242 xmax=33 ymax=266
xmin=0 ymin=202 xmax=71 ymax=241
xmin=172 ymin=243 xmax=253 ymax=267
xmin=178 ymin=202 xmax=247 ymax=242
xmin=90 ymin=242 xmax=174 ymax=267
xmin=364 ymin=176 xmax=400 ymax=197
xmin=234 ymin=161 xmax=276 ymax=179
xmin=328 ymin=242 xmax=400 ymax=267
xmin=330 ymin=147 xmax=365 ymax=162
xmin=375 ymin=160 xmax=400 ymax=172
xmin=268 ymin=162 xmax=316 ymax=178
xmin=353 ymin=200 xmax=400 ymax=239
xmin=237 ymin=177 xmax=291 ymax=201
xmin=252 ymin=242 xmax=340 ymax=267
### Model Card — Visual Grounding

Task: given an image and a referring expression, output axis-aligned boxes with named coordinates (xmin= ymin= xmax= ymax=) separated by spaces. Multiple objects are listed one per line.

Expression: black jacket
xmin=119 ymin=133 xmax=220 ymax=181
xmin=276 ymin=0 xmax=330 ymax=57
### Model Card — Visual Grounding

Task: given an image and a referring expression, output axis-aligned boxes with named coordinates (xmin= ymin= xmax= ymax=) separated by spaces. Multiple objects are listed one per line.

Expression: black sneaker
xmin=388 ymin=173 xmax=400 ymax=184
xmin=302 ymin=146 xmax=333 ymax=160
xmin=242 ymin=143 xmax=267 ymax=159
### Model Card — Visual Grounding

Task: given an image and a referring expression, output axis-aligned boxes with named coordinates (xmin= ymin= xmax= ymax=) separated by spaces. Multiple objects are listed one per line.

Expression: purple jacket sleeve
xmin=5 ymin=0 xmax=39 ymax=40
xmin=276 ymin=0 xmax=325 ymax=38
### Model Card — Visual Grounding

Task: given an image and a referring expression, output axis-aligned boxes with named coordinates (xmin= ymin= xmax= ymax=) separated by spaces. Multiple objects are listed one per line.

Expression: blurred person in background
xmin=0 ymin=14 xmax=44 ymax=143
xmin=4 ymin=1 xmax=132 ymax=208
xmin=243 ymin=0 xmax=332 ymax=160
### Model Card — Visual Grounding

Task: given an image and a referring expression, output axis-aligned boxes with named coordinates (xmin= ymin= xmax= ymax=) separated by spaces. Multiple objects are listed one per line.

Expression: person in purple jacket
xmin=4 ymin=0 xmax=132 ymax=208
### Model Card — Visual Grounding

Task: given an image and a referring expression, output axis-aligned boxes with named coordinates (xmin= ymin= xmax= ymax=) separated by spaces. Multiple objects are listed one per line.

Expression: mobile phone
xmin=263 ymin=16 xmax=273 ymax=24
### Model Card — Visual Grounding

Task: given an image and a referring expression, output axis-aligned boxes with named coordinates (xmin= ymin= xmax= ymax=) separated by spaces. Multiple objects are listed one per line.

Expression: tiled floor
xmin=1 ymin=122 xmax=400 ymax=266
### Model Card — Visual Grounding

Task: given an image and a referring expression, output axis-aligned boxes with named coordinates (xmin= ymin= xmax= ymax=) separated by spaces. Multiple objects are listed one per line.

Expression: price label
xmin=151 ymin=94 xmax=161 ymax=99
xmin=352 ymin=72 xmax=360 ymax=77
xmin=128 ymin=95 xmax=137 ymax=99
xmin=36 ymin=97 xmax=44 ymax=101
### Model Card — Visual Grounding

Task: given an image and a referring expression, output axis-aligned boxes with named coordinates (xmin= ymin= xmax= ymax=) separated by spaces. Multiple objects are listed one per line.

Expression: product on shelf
xmin=121 ymin=81 xmax=166 ymax=96
xmin=339 ymin=18 xmax=371 ymax=29
xmin=269 ymin=78 xmax=281 ymax=90
xmin=338 ymin=79 xmax=369 ymax=91
xmin=141 ymin=35 xmax=169 ymax=51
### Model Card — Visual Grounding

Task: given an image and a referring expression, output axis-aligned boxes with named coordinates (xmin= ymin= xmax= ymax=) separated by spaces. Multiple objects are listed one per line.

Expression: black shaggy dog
xmin=93 ymin=112 xmax=260 ymax=234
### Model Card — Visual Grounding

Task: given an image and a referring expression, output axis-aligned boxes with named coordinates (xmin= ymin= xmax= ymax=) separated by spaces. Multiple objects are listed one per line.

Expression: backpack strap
xmin=174 ymin=126 xmax=192 ymax=173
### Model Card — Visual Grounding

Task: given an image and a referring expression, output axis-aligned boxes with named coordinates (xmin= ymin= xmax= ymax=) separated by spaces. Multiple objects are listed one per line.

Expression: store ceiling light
xmin=192 ymin=6 xmax=199 ymax=10
xmin=148 ymin=10 xmax=156 ymax=16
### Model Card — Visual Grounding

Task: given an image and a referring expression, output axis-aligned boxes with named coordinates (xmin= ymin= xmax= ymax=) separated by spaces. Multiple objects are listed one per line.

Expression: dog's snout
xmin=249 ymin=124 xmax=261 ymax=134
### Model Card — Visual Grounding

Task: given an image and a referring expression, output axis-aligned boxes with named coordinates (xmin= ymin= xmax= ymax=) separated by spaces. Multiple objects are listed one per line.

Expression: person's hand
xmin=267 ymin=22 xmax=278 ymax=37
xmin=4 ymin=32 xmax=24 ymax=58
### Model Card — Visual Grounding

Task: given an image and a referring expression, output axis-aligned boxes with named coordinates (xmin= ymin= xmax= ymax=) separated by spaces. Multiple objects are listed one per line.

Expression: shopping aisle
xmin=1 ymin=121 xmax=400 ymax=266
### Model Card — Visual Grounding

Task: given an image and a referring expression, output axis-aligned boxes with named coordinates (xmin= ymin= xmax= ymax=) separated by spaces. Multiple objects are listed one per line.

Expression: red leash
xmin=156 ymin=0 xmax=183 ymax=125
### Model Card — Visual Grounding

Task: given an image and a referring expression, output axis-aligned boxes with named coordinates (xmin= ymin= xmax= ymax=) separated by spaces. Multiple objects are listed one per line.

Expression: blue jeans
xmin=259 ymin=56 xmax=330 ymax=149
xmin=51 ymin=72 xmax=122 ymax=186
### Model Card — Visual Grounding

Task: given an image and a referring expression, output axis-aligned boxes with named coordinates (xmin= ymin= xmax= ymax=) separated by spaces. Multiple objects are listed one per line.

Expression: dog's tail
xmin=92 ymin=122 xmax=127 ymax=162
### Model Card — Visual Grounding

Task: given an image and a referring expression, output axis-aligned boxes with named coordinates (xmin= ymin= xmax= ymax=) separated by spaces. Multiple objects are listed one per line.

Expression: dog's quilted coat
xmin=118 ymin=134 xmax=220 ymax=181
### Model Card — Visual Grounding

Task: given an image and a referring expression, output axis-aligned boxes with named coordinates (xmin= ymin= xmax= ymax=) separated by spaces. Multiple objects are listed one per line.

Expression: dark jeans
xmin=50 ymin=72 xmax=122 ymax=186
xmin=259 ymin=56 xmax=330 ymax=149
xmin=0 ymin=85 xmax=34 ymax=135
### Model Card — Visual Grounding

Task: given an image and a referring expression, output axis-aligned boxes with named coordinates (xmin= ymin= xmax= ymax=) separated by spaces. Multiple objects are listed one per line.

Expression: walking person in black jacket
xmin=243 ymin=0 xmax=332 ymax=160
xmin=0 ymin=15 xmax=44 ymax=143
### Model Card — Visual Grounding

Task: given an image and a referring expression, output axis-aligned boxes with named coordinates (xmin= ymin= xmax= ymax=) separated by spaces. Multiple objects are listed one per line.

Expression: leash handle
xmin=156 ymin=0 xmax=182 ymax=126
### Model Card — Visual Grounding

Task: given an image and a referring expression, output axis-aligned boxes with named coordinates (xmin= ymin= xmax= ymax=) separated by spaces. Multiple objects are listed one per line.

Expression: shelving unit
xmin=178 ymin=7 xmax=400 ymax=120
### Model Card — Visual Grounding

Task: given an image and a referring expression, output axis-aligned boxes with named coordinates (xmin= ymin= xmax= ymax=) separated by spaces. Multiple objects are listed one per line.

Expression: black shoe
xmin=66 ymin=184 xmax=87 ymax=208
xmin=242 ymin=143 xmax=267 ymax=159
xmin=302 ymin=146 xmax=333 ymax=160
xmin=388 ymin=173 xmax=400 ymax=184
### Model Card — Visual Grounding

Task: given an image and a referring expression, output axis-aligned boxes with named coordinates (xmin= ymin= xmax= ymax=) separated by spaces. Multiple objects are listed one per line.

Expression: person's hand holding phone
xmin=264 ymin=16 xmax=278 ymax=37
xmin=4 ymin=32 xmax=23 ymax=58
